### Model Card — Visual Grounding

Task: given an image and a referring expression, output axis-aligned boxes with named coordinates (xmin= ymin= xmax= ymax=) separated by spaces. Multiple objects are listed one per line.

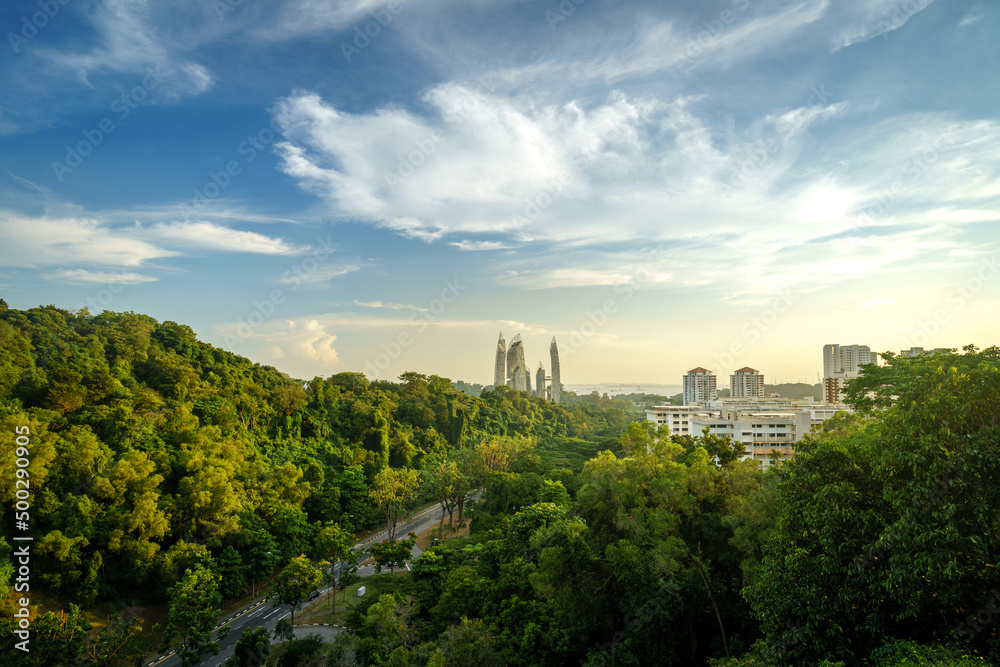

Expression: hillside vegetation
xmin=1 ymin=302 xmax=998 ymax=666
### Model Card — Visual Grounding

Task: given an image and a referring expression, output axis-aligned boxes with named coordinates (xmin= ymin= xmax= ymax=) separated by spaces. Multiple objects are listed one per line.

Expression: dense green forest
xmin=1 ymin=304 xmax=999 ymax=666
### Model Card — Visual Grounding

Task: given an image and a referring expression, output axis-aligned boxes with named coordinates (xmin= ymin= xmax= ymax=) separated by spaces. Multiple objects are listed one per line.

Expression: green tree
xmin=313 ymin=522 xmax=352 ymax=613
xmin=25 ymin=604 xmax=90 ymax=667
xmin=746 ymin=351 xmax=1000 ymax=664
xmin=371 ymin=532 xmax=417 ymax=574
xmin=161 ymin=566 xmax=227 ymax=666
xmin=84 ymin=612 xmax=144 ymax=667
xmin=369 ymin=467 xmax=420 ymax=540
xmin=218 ymin=544 xmax=246 ymax=600
xmin=224 ymin=626 xmax=270 ymax=667
xmin=271 ymin=554 xmax=327 ymax=641
xmin=246 ymin=530 xmax=280 ymax=598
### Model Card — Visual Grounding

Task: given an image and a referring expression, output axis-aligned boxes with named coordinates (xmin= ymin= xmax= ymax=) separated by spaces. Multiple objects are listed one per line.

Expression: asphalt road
xmin=147 ymin=503 xmax=449 ymax=667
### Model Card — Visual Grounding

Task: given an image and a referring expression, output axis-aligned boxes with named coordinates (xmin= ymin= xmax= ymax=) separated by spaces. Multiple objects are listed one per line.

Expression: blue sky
xmin=1 ymin=0 xmax=998 ymax=386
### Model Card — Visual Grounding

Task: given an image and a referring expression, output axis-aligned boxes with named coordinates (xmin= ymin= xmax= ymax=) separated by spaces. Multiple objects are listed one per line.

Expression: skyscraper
xmin=491 ymin=332 xmax=562 ymax=401
xmin=549 ymin=337 xmax=561 ymax=404
xmin=730 ymin=367 xmax=764 ymax=398
xmin=683 ymin=367 xmax=717 ymax=405
xmin=536 ymin=363 xmax=547 ymax=398
xmin=822 ymin=344 xmax=875 ymax=404
xmin=507 ymin=335 xmax=529 ymax=392
xmin=494 ymin=332 xmax=507 ymax=387
xmin=823 ymin=344 xmax=873 ymax=377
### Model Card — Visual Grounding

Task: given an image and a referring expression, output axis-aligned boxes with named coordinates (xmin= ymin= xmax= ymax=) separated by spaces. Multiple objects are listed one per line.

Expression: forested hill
xmin=0 ymin=304 xmax=630 ymax=607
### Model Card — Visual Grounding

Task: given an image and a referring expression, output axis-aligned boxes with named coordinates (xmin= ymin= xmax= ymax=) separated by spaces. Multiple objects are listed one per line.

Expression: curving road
xmin=146 ymin=503 xmax=452 ymax=666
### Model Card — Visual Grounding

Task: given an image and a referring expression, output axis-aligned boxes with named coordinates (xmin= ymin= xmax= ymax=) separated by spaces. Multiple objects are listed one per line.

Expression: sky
xmin=0 ymin=0 xmax=998 ymax=387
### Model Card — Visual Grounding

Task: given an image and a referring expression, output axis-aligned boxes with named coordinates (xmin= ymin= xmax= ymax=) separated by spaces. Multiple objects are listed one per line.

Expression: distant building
xmin=494 ymin=332 xmax=507 ymax=388
xmin=550 ymin=337 xmax=562 ymax=404
xmin=535 ymin=363 xmax=547 ymax=398
xmin=822 ymin=344 xmax=876 ymax=405
xmin=491 ymin=332 xmax=561 ymax=402
xmin=730 ymin=367 xmax=764 ymax=399
xmin=645 ymin=405 xmax=711 ymax=437
xmin=683 ymin=367 xmax=717 ymax=405
xmin=506 ymin=335 xmax=530 ymax=392
xmin=823 ymin=344 xmax=874 ymax=377
xmin=646 ymin=398 xmax=847 ymax=468
xmin=899 ymin=347 xmax=951 ymax=357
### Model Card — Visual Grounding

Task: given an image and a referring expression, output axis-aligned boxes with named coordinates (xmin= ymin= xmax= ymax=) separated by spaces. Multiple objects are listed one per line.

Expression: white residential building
xmin=683 ymin=367 xmax=717 ymax=405
xmin=823 ymin=344 xmax=874 ymax=377
xmin=823 ymin=344 xmax=877 ymax=405
xmin=730 ymin=367 xmax=764 ymax=398
xmin=644 ymin=405 xmax=712 ymax=437
xmin=646 ymin=398 xmax=851 ymax=468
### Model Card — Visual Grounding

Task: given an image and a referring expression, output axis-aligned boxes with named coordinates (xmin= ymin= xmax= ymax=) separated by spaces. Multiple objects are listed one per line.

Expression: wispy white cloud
xmin=831 ymin=0 xmax=936 ymax=51
xmin=288 ymin=264 xmax=361 ymax=285
xmin=43 ymin=269 xmax=158 ymax=284
xmin=958 ymin=10 xmax=983 ymax=27
xmin=354 ymin=300 xmax=428 ymax=311
xmin=37 ymin=0 xmax=214 ymax=100
xmin=449 ymin=240 xmax=514 ymax=251
xmin=148 ymin=221 xmax=305 ymax=254
xmin=0 ymin=213 xmax=175 ymax=268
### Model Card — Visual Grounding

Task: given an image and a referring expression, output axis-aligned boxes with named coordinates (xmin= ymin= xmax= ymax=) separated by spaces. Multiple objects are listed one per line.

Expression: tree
xmin=224 ymin=626 xmax=270 ymax=667
xmin=271 ymin=554 xmax=327 ymax=641
xmin=359 ymin=593 xmax=419 ymax=662
xmin=371 ymin=532 xmax=417 ymax=574
xmin=369 ymin=467 xmax=420 ymax=540
xmin=84 ymin=612 xmax=144 ymax=667
xmin=218 ymin=544 xmax=247 ymax=600
xmin=422 ymin=455 xmax=461 ymax=530
xmin=337 ymin=548 xmax=362 ymax=604
xmin=746 ymin=353 xmax=1000 ymax=664
xmin=24 ymin=604 xmax=90 ymax=667
xmin=161 ymin=566 xmax=228 ymax=666
xmin=246 ymin=530 xmax=280 ymax=598
xmin=313 ymin=522 xmax=353 ymax=614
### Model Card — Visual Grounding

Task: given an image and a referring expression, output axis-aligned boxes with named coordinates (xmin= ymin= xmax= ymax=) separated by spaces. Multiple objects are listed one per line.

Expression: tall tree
xmin=369 ymin=467 xmax=420 ymax=539
xmin=313 ymin=522 xmax=353 ymax=614
xmin=160 ymin=567 xmax=228 ymax=666
xmin=271 ymin=554 xmax=327 ymax=641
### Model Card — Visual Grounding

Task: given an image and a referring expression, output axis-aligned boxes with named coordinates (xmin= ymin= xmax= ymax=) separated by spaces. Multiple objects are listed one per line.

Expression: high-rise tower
xmin=549 ymin=337 xmax=561 ymax=404
xmin=535 ymin=362 xmax=546 ymax=398
xmin=507 ymin=335 xmax=529 ymax=392
xmin=683 ymin=367 xmax=717 ymax=405
xmin=494 ymin=332 xmax=507 ymax=387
